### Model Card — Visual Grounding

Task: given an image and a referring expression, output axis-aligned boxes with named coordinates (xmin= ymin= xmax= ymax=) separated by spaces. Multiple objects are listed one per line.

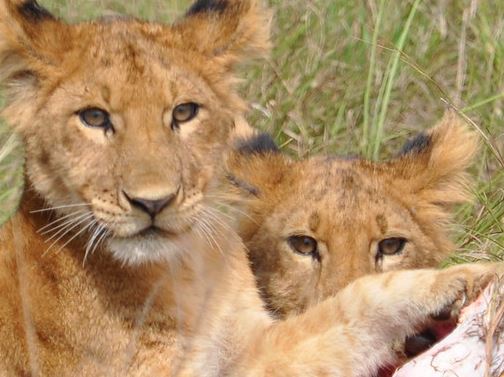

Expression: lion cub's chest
xmin=0 ymin=222 xmax=183 ymax=375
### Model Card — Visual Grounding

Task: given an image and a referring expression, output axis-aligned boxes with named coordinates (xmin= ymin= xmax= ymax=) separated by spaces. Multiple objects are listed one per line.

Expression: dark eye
xmin=172 ymin=102 xmax=199 ymax=128
xmin=287 ymin=235 xmax=319 ymax=260
xmin=377 ymin=237 xmax=407 ymax=256
xmin=79 ymin=108 xmax=112 ymax=130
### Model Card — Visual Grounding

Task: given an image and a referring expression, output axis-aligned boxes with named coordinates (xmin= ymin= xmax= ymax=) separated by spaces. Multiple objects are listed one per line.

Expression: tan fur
xmin=226 ymin=114 xmax=479 ymax=317
xmin=0 ymin=1 xmax=501 ymax=376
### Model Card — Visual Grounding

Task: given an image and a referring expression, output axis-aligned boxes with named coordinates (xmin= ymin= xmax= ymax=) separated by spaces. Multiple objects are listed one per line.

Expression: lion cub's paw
xmin=430 ymin=263 xmax=503 ymax=319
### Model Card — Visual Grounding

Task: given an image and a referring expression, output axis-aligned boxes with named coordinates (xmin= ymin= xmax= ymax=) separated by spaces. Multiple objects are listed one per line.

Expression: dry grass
xmin=0 ymin=0 xmax=503 ymax=263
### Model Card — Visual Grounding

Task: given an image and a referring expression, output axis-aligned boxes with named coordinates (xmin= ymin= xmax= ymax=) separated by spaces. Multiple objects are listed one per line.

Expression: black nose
xmin=124 ymin=192 xmax=177 ymax=218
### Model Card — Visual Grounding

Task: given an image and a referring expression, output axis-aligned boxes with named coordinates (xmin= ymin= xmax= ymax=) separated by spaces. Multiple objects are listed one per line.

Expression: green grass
xmin=1 ymin=0 xmax=503 ymax=263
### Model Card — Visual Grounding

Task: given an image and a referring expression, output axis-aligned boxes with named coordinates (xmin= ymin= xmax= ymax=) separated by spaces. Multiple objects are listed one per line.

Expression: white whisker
xmin=200 ymin=209 xmax=228 ymax=240
xmin=42 ymin=211 xmax=93 ymax=239
xmin=192 ymin=222 xmax=205 ymax=242
xmin=203 ymin=226 xmax=222 ymax=255
xmin=30 ymin=203 xmax=89 ymax=213
xmin=210 ymin=199 xmax=258 ymax=224
xmin=204 ymin=203 xmax=235 ymax=222
xmin=55 ymin=220 xmax=96 ymax=254
xmin=83 ymin=223 xmax=103 ymax=266
xmin=42 ymin=213 xmax=94 ymax=256
xmin=203 ymin=207 xmax=235 ymax=233
xmin=194 ymin=220 xmax=214 ymax=251
xmin=92 ymin=228 xmax=110 ymax=255
xmin=36 ymin=210 xmax=87 ymax=234
xmin=198 ymin=212 xmax=225 ymax=257
xmin=205 ymin=192 xmax=253 ymax=203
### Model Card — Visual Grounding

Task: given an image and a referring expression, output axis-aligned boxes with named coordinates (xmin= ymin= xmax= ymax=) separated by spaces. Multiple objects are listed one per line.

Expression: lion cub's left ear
xmin=225 ymin=131 xmax=289 ymax=198
xmin=389 ymin=112 xmax=479 ymax=207
xmin=0 ymin=0 xmax=67 ymax=78
xmin=174 ymin=0 xmax=272 ymax=70
xmin=0 ymin=1 xmax=69 ymax=128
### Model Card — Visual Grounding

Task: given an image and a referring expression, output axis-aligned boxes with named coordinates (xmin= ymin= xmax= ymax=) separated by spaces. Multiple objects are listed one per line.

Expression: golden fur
xmin=226 ymin=114 xmax=479 ymax=317
xmin=0 ymin=1 xmax=502 ymax=376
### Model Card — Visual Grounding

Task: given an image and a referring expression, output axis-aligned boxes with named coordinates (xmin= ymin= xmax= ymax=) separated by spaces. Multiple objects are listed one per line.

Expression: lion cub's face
xmin=0 ymin=0 xmax=270 ymax=264
xmin=227 ymin=115 xmax=478 ymax=316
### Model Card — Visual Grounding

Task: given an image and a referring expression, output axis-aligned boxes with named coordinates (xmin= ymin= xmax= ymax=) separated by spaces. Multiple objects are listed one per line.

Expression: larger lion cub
xmin=0 ymin=1 xmax=501 ymax=376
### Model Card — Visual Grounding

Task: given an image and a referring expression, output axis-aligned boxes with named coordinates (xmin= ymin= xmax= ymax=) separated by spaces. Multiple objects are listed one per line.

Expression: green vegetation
xmin=1 ymin=0 xmax=503 ymax=262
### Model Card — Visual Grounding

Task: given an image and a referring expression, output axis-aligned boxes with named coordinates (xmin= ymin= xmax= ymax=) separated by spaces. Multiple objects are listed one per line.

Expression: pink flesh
xmin=376 ymin=322 xmax=457 ymax=377
xmin=392 ymin=282 xmax=504 ymax=377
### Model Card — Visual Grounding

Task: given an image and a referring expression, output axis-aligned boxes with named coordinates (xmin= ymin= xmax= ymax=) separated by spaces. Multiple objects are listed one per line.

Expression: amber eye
xmin=79 ymin=108 xmax=112 ymax=130
xmin=287 ymin=235 xmax=319 ymax=260
xmin=172 ymin=102 xmax=199 ymax=128
xmin=378 ymin=237 xmax=407 ymax=256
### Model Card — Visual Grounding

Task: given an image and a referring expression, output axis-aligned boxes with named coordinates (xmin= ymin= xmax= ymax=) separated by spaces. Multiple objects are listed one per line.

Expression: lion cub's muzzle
xmin=96 ymin=181 xmax=204 ymax=264
xmin=114 ymin=182 xmax=191 ymax=235
xmin=122 ymin=187 xmax=180 ymax=219
xmin=90 ymin=177 xmax=203 ymax=240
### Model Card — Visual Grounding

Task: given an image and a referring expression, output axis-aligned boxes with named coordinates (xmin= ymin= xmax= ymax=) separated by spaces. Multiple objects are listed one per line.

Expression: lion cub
xmin=226 ymin=113 xmax=479 ymax=317
xmin=0 ymin=1 xmax=500 ymax=376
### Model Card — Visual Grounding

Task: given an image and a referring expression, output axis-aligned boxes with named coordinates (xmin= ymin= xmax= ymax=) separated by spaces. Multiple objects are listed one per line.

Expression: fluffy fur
xmin=0 ymin=1 xmax=501 ymax=376
xmin=226 ymin=113 xmax=479 ymax=316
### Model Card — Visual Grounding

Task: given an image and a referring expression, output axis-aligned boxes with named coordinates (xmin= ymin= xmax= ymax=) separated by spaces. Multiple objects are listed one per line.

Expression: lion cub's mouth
xmin=137 ymin=225 xmax=175 ymax=238
xmin=376 ymin=318 xmax=458 ymax=377
xmin=104 ymin=218 xmax=199 ymax=264
xmin=118 ymin=220 xmax=195 ymax=242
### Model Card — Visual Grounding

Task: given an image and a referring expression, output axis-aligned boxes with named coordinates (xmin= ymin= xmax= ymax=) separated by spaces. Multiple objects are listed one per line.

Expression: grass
xmin=0 ymin=0 xmax=503 ymax=263
xmin=0 ymin=129 xmax=22 ymax=225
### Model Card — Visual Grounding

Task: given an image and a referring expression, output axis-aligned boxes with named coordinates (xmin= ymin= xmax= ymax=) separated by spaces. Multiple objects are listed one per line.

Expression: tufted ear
xmin=224 ymin=131 xmax=288 ymax=199
xmin=223 ymin=131 xmax=288 ymax=240
xmin=0 ymin=1 xmax=69 ymax=126
xmin=173 ymin=0 xmax=272 ymax=70
xmin=387 ymin=112 xmax=479 ymax=208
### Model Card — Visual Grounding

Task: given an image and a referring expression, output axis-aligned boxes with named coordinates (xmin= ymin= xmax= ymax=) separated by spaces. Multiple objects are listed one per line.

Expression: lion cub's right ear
xmin=0 ymin=1 xmax=69 ymax=125
xmin=174 ymin=0 xmax=272 ymax=71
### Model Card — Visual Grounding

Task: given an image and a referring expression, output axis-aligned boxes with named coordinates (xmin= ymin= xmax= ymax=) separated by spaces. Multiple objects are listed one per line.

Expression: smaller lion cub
xmin=226 ymin=113 xmax=479 ymax=317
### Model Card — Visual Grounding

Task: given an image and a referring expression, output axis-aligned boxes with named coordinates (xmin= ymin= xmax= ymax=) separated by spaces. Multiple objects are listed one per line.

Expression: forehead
xmin=51 ymin=21 xmax=212 ymax=104
xmin=274 ymin=157 xmax=408 ymax=227
xmin=295 ymin=157 xmax=382 ymax=203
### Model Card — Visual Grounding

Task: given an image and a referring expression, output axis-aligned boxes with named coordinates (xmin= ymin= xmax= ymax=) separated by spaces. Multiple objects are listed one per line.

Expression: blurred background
xmin=0 ymin=0 xmax=503 ymax=263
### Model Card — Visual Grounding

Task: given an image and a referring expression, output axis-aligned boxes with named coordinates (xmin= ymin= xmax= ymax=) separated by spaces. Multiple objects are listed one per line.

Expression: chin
xmin=106 ymin=233 xmax=184 ymax=266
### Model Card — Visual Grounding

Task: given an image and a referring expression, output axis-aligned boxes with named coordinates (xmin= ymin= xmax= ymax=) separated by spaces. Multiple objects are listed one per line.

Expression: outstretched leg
xmin=232 ymin=263 xmax=503 ymax=377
